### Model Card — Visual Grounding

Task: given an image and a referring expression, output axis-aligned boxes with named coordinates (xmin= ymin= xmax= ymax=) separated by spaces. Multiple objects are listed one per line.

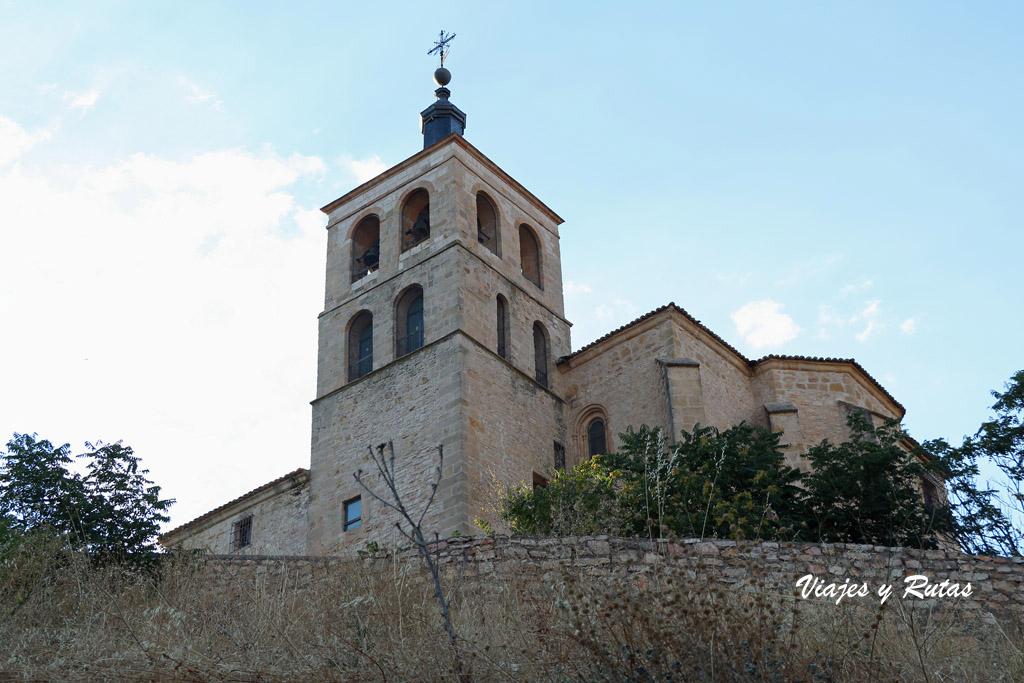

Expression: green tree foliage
xmin=801 ymin=414 xmax=955 ymax=549
xmin=927 ymin=369 xmax=1024 ymax=556
xmin=601 ymin=423 xmax=805 ymax=541
xmin=499 ymin=458 xmax=619 ymax=536
xmin=0 ymin=433 xmax=174 ymax=565
xmin=501 ymin=423 xmax=805 ymax=541
xmin=917 ymin=437 xmax=1018 ymax=556
xmin=499 ymin=415 xmax=998 ymax=550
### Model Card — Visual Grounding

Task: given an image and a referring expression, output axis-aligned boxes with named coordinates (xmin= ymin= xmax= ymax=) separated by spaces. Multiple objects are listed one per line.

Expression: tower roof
xmin=320 ymin=134 xmax=563 ymax=226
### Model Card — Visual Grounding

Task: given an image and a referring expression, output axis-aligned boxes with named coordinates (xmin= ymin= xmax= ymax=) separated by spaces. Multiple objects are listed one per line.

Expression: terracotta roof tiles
xmin=160 ymin=468 xmax=309 ymax=542
xmin=559 ymin=302 xmax=904 ymax=416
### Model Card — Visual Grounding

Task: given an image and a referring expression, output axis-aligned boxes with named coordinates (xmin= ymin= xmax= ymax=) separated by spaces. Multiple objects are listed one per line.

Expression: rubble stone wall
xmin=204 ymin=536 xmax=1024 ymax=622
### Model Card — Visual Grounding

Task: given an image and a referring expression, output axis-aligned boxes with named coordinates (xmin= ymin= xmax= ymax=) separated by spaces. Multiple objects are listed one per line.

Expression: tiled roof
xmin=559 ymin=302 xmax=904 ymax=415
xmin=558 ymin=302 xmax=747 ymax=365
xmin=160 ymin=468 xmax=309 ymax=542
xmin=754 ymin=354 xmax=904 ymax=415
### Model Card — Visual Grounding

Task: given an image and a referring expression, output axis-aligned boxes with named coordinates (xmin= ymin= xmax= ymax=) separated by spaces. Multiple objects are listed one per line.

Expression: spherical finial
xmin=434 ymin=67 xmax=451 ymax=87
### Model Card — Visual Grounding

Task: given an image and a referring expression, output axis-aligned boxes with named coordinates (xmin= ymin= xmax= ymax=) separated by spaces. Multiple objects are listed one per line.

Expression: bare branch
xmin=352 ymin=441 xmax=469 ymax=680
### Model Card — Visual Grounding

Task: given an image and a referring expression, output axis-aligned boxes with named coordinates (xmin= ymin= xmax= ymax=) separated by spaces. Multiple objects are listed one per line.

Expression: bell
xmin=405 ymin=209 xmax=430 ymax=242
xmin=361 ymin=239 xmax=380 ymax=269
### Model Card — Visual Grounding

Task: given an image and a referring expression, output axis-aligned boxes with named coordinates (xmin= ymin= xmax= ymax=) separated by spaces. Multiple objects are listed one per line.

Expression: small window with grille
xmin=232 ymin=515 xmax=253 ymax=550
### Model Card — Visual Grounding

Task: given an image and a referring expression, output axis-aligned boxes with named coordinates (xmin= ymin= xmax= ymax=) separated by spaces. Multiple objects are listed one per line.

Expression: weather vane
xmin=428 ymin=30 xmax=456 ymax=68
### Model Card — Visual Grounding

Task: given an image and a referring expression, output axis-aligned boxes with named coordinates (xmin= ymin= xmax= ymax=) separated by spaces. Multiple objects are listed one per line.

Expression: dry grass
xmin=1 ymin=540 xmax=1021 ymax=681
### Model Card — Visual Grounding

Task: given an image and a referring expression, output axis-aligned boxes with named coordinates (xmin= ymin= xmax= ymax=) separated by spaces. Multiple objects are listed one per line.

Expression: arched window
xmin=496 ymin=295 xmax=509 ymax=359
xmin=533 ymin=321 xmax=548 ymax=388
xmin=587 ymin=418 xmax=607 ymax=457
xmin=351 ymin=215 xmax=380 ymax=282
xmin=401 ymin=189 xmax=430 ymax=252
xmin=396 ymin=286 xmax=425 ymax=357
xmin=519 ymin=224 xmax=542 ymax=287
xmin=348 ymin=311 xmax=373 ymax=381
xmin=476 ymin=192 xmax=499 ymax=255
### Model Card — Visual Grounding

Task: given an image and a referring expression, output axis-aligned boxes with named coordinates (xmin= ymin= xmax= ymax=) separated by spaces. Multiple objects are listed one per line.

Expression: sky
xmin=1 ymin=2 xmax=1022 ymax=531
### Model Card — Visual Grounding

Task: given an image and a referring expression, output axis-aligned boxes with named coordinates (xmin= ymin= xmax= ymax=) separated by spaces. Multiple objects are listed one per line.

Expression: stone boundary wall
xmin=203 ymin=536 xmax=1024 ymax=622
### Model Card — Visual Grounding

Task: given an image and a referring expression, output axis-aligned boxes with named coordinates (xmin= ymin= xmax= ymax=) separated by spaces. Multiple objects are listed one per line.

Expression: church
xmin=161 ymin=61 xmax=920 ymax=556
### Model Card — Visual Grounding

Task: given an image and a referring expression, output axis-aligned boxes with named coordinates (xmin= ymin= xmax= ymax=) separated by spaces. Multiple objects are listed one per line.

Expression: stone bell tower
xmin=306 ymin=57 xmax=570 ymax=553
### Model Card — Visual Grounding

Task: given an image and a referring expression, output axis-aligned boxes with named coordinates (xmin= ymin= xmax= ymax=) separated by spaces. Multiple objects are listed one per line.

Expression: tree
xmin=0 ymin=433 xmax=174 ymax=565
xmin=934 ymin=369 xmax=1024 ymax=556
xmin=603 ymin=423 xmax=806 ymax=541
xmin=801 ymin=413 xmax=955 ymax=549
xmin=500 ymin=422 xmax=806 ymax=541
xmin=498 ymin=457 xmax=620 ymax=536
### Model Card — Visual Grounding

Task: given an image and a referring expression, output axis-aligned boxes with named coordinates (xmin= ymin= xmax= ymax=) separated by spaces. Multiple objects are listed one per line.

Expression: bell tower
xmin=306 ymin=47 xmax=569 ymax=553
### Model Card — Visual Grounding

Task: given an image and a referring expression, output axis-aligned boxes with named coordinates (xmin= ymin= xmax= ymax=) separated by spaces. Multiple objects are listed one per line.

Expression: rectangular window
xmin=554 ymin=441 xmax=565 ymax=472
xmin=344 ymin=496 xmax=362 ymax=531
xmin=232 ymin=515 xmax=253 ymax=550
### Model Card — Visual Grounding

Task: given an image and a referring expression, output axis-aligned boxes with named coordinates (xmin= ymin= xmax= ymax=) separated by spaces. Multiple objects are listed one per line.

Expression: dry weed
xmin=0 ymin=541 xmax=1021 ymax=681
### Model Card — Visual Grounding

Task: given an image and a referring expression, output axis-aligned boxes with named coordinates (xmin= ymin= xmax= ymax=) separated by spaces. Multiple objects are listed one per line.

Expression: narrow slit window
xmin=533 ymin=322 xmax=548 ymax=388
xmin=496 ymin=295 xmax=509 ymax=359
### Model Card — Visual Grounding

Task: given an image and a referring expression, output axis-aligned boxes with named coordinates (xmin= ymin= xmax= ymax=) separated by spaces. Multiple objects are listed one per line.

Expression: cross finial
xmin=428 ymin=30 xmax=456 ymax=67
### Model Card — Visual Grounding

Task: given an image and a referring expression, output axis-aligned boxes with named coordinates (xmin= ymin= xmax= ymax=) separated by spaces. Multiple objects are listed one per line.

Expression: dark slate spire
xmin=420 ymin=67 xmax=467 ymax=149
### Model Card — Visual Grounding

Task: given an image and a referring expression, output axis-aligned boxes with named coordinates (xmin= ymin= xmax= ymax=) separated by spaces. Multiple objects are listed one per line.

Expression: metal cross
xmin=428 ymin=30 xmax=456 ymax=67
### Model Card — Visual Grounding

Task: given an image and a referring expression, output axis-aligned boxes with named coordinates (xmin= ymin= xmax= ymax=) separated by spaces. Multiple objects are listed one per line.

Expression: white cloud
xmin=855 ymin=320 xmax=879 ymax=342
xmin=731 ymin=300 xmax=801 ymax=349
xmin=840 ymin=278 xmax=873 ymax=298
xmin=715 ymin=271 xmax=751 ymax=286
xmin=860 ymin=299 xmax=881 ymax=318
xmin=0 ymin=117 xmax=52 ymax=165
xmin=342 ymin=154 xmax=388 ymax=183
xmin=564 ymin=280 xmax=592 ymax=295
xmin=774 ymin=253 xmax=844 ymax=286
xmin=180 ymin=78 xmax=223 ymax=110
xmin=0 ymin=136 xmax=328 ymax=528
xmin=590 ymin=299 xmax=636 ymax=329
xmin=853 ymin=300 xmax=883 ymax=341
xmin=64 ymin=89 xmax=100 ymax=111
xmin=817 ymin=304 xmax=845 ymax=327
xmin=900 ymin=318 xmax=917 ymax=335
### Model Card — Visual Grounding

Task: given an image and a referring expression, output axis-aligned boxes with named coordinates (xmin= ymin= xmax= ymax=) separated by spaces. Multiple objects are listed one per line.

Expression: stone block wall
xmin=752 ymin=359 xmax=901 ymax=450
xmin=170 ymin=476 xmax=309 ymax=556
xmin=307 ymin=337 xmax=464 ymax=554
xmin=561 ymin=314 xmax=676 ymax=463
xmin=452 ymin=143 xmax=565 ymax=317
xmin=202 ymin=536 xmax=1024 ymax=624
xmin=461 ymin=335 xmax=567 ymax=525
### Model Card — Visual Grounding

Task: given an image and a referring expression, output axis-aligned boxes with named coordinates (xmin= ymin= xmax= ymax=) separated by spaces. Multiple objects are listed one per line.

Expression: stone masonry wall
xmin=461 ymin=335 xmax=567 ymax=528
xmin=562 ymin=315 xmax=675 ymax=464
xmin=669 ymin=313 xmax=765 ymax=432
xmin=202 ymin=536 xmax=1024 ymax=624
xmin=176 ymin=480 xmax=309 ymax=555
xmin=752 ymin=360 xmax=902 ymax=451
xmin=307 ymin=337 xmax=463 ymax=554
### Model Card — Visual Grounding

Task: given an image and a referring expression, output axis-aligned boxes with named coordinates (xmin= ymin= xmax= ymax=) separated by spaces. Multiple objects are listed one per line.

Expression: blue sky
xmin=2 ymin=2 xmax=1021 ymax=529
